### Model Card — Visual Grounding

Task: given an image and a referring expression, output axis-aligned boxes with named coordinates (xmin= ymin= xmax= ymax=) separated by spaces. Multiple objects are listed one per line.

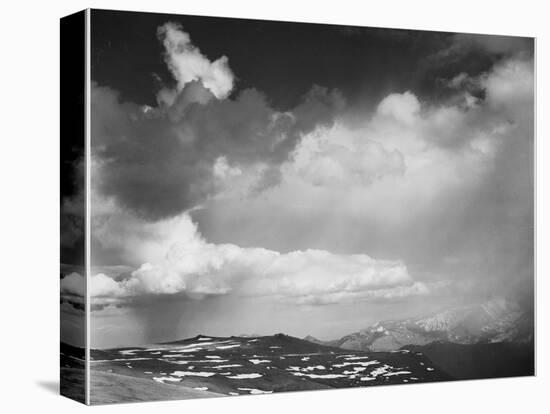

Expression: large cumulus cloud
xmin=88 ymin=23 xmax=421 ymax=311
xmin=194 ymin=54 xmax=534 ymax=307
xmin=92 ymin=82 xmax=343 ymax=221
xmin=86 ymin=206 xmax=434 ymax=309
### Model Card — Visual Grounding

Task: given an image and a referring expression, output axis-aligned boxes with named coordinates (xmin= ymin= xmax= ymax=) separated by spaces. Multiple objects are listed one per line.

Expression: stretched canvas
xmin=60 ymin=8 xmax=535 ymax=405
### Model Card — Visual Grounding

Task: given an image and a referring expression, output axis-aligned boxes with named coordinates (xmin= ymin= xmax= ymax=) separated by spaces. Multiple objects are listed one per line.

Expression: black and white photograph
xmin=57 ymin=8 xmax=537 ymax=405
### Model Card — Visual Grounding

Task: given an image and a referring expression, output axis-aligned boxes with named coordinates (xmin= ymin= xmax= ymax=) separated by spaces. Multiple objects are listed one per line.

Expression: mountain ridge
xmin=304 ymin=299 xmax=533 ymax=352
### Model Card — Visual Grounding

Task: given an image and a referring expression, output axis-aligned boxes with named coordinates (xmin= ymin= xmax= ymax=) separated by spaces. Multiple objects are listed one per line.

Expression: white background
xmin=0 ymin=0 xmax=548 ymax=412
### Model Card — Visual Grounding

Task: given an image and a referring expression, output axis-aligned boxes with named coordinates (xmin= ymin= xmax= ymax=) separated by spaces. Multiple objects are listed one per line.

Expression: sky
xmin=61 ymin=9 xmax=534 ymax=348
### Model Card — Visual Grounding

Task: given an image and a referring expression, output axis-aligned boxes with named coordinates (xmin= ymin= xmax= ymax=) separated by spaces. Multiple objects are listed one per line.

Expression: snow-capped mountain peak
xmin=334 ymin=299 xmax=531 ymax=352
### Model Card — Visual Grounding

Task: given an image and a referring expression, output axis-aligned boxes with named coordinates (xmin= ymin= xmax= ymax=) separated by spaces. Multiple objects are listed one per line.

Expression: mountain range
xmin=305 ymin=299 xmax=533 ymax=352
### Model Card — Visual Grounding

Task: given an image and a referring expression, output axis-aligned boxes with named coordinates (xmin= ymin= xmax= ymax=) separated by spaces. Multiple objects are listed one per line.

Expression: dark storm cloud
xmin=441 ymin=33 xmax=534 ymax=59
xmin=60 ymin=159 xmax=85 ymax=266
xmin=92 ymin=80 xmax=344 ymax=220
xmin=418 ymin=33 xmax=534 ymax=101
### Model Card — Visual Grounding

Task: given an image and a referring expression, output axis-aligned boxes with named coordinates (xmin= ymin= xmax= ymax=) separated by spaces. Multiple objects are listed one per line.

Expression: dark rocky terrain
xmin=62 ymin=333 xmax=451 ymax=403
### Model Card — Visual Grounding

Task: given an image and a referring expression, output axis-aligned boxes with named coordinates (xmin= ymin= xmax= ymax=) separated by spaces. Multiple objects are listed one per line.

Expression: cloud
xmin=419 ymin=32 xmax=533 ymax=99
xmin=91 ymin=83 xmax=343 ymax=221
xmin=449 ymin=33 xmax=534 ymax=58
xmin=91 ymin=195 xmax=201 ymax=266
xmin=61 ymin=270 xmax=132 ymax=310
xmin=376 ymin=91 xmax=420 ymax=125
xmin=481 ymin=57 xmax=534 ymax=115
xmin=89 ymin=211 xmax=434 ymax=307
xmin=90 ymin=23 xmax=343 ymax=221
xmin=61 ymin=272 xmax=86 ymax=297
xmin=60 ymin=158 xmax=85 ymax=265
xmin=285 ymin=89 xmax=496 ymax=191
xmin=86 ymin=24 xmax=533 ymax=345
xmin=290 ymin=123 xmax=405 ymax=187
xmin=193 ymin=55 xmax=533 ymax=309
xmin=157 ymin=22 xmax=234 ymax=101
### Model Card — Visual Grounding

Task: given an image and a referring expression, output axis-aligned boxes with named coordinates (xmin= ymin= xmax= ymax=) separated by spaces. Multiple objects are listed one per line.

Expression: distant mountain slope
xmin=332 ymin=299 xmax=533 ymax=352
xmin=302 ymin=335 xmax=339 ymax=347
xmin=401 ymin=341 xmax=534 ymax=380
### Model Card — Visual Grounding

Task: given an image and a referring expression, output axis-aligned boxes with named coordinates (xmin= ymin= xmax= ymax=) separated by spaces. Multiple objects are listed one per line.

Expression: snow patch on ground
xmin=216 ymin=344 xmax=241 ymax=350
xmin=303 ymin=365 xmax=326 ymax=371
xmin=370 ymin=365 xmax=391 ymax=377
xmin=172 ymin=371 xmax=216 ymax=377
xmin=343 ymin=367 xmax=367 ymax=374
xmin=383 ymin=371 xmax=412 ymax=376
xmin=212 ymin=364 xmax=242 ymax=369
xmin=119 ymin=349 xmax=140 ymax=355
xmin=153 ymin=376 xmax=181 ymax=383
xmin=158 ymin=359 xmax=190 ymax=365
xmin=333 ymin=360 xmax=379 ymax=368
xmin=238 ymin=388 xmax=273 ymax=395
xmin=291 ymin=372 xmax=347 ymax=379
xmin=92 ymin=358 xmax=152 ymax=363
xmin=249 ymin=359 xmax=270 ymax=364
xmin=227 ymin=373 xmax=263 ymax=379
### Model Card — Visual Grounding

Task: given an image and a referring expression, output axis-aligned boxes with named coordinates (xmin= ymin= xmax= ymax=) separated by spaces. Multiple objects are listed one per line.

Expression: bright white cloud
xmin=90 ymin=211 xmax=427 ymax=305
xmin=60 ymin=272 xmax=86 ymax=297
xmin=158 ymin=22 xmax=234 ymax=101
xmin=91 ymin=193 xmax=202 ymax=265
xmin=481 ymin=57 xmax=534 ymax=115
xmin=61 ymin=271 xmax=127 ymax=302
xmin=278 ymin=89 xmax=496 ymax=223
xmin=376 ymin=91 xmax=420 ymax=125
xmin=290 ymin=124 xmax=405 ymax=186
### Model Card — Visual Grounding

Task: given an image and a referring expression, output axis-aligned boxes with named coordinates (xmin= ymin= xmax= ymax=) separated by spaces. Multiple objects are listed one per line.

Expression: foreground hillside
xmin=60 ymin=342 xmax=85 ymax=403
xmin=90 ymin=371 xmax=223 ymax=404
xmin=79 ymin=333 xmax=449 ymax=403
